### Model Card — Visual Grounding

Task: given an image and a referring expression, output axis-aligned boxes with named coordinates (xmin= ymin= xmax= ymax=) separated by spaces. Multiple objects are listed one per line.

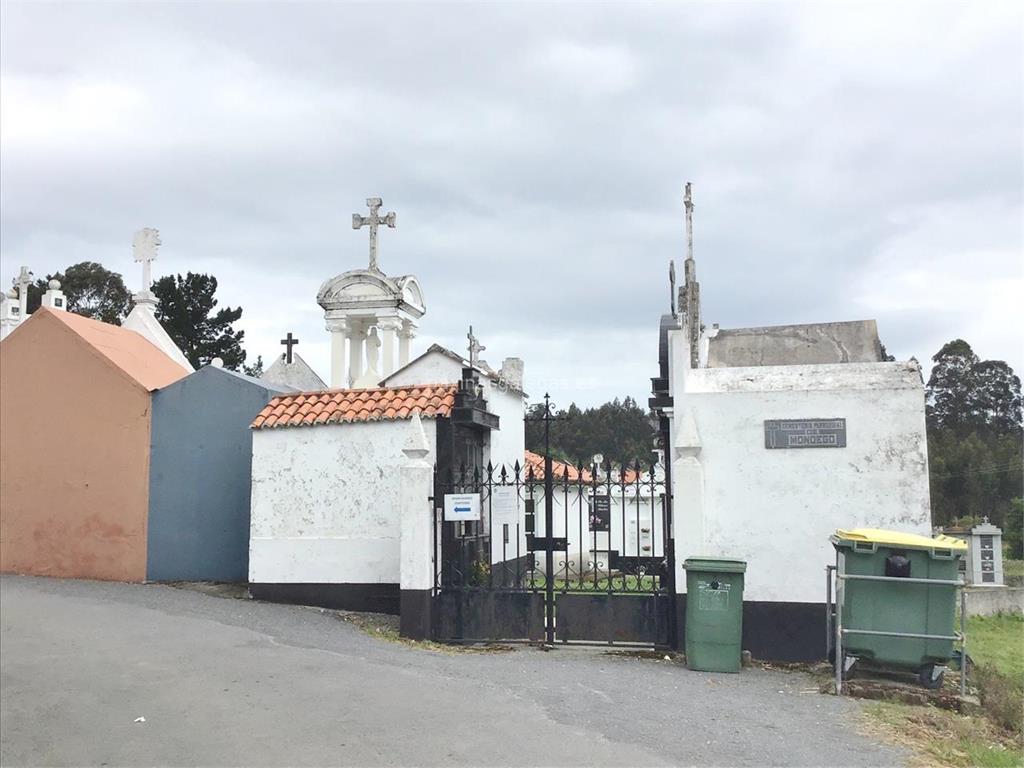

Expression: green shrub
xmin=1005 ymin=498 xmax=1023 ymax=560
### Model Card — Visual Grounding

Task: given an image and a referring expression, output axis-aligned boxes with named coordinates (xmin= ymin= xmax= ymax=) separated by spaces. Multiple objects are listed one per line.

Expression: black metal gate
xmin=432 ymin=396 xmax=674 ymax=648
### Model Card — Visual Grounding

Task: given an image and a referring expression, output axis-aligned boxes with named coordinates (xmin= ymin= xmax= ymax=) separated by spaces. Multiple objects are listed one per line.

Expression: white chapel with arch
xmin=317 ymin=197 xmax=425 ymax=388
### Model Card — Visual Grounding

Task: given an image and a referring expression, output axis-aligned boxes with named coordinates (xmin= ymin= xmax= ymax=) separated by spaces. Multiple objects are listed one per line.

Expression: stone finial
xmin=211 ymin=357 xmax=224 ymax=368
xmin=402 ymin=411 xmax=431 ymax=461
xmin=42 ymin=279 xmax=66 ymax=311
xmin=674 ymin=407 xmax=702 ymax=457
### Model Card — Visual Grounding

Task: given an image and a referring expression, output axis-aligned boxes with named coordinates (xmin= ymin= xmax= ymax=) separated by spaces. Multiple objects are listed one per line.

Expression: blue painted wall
xmin=147 ymin=366 xmax=288 ymax=581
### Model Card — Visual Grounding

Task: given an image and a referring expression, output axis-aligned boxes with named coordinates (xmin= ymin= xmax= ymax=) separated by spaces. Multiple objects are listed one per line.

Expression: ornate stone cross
xmin=132 ymin=227 xmax=161 ymax=290
xmin=467 ymin=325 xmax=485 ymax=369
xmin=352 ymin=197 xmax=396 ymax=272
xmin=13 ymin=266 xmax=33 ymax=297
xmin=280 ymin=332 xmax=299 ymax=364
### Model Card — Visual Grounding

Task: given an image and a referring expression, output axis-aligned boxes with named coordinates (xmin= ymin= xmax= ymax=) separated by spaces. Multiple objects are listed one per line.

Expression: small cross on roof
xmin=280 ymin=332 xmax=299 ymax=364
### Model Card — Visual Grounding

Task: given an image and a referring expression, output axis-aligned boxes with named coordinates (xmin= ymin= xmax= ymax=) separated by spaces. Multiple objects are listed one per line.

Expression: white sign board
xmin=491 ymin=486 xmax=520 ymax=528
xmin=444 ymin=493 xmax=481 ymax=522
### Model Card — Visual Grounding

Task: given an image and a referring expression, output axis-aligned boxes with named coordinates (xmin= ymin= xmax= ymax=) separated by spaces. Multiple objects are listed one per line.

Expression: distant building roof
xmin=706 ymin=319 xmax=883 ymax=368
xmin=261 ymin=351 xmax=327 ymax=391
xmin=251 ymin=383 xmax=458 ymax=429
xmin=34 ymin=308 xmax=189 ymax=391
xmin=521 ymin=451 xmax=643 ymax=483
xmin=162 ymin=363 xmax=296 ymax=395
xmin=382 ymin=343 xmax=527 ymax=396
xmin=524 ymin=450 xmax=592 ymax=481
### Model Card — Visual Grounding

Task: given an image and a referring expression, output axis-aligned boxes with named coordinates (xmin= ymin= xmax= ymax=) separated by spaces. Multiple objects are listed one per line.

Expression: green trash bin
xmin=683 ymin=557 xmax=746 ymax=673
xmin=831 ymin=528 xmax=966 ymax=689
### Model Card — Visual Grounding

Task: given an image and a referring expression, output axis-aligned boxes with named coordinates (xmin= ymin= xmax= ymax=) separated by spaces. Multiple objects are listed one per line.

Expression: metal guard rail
xmin=826 ymin=564 xmax=968 ymax=698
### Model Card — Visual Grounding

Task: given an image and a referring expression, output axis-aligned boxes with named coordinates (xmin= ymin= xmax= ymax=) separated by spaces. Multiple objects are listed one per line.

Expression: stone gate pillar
xmin=671 ymin=407 xmax=704 ymax=651
xmin=400 ymin=412 xmax=434 ymax=640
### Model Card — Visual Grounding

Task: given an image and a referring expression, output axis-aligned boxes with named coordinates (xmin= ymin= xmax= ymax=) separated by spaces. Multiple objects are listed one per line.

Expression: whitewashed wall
xmin=385 ymin=352 xmax=459 ymax=389
xmin=484 ymin=378 xmax=526 ymax=472
xmin=668 ymin=332 xmax=931 ymax=603
xmin=249 ymin=418 xmax=437 ymax=584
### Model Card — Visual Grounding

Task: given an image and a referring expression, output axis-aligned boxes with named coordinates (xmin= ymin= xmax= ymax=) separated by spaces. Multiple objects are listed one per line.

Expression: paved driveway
xmin=0 ymin=576 xmax=905 ymax=767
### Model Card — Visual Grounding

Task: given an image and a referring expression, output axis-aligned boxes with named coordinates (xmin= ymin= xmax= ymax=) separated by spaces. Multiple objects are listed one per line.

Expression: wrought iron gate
xmin=432 ymin=397 xmax=675 ymax=648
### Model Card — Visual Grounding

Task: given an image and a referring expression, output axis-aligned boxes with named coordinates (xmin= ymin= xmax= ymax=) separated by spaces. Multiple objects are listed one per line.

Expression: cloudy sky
xmin=2 ymin=1 xmax=1021 ymax=407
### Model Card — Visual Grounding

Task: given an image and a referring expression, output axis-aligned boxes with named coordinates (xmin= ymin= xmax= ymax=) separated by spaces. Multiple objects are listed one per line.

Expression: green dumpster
xmin=683 ymin=557 xmax=746 ymax=672
xmin=831 ymin=528 xmax=966 ymax=688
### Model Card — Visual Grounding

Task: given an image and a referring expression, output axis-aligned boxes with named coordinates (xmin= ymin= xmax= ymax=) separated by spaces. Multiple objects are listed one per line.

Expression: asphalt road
xmin=0 ymin=576 xmax=906 ymax=767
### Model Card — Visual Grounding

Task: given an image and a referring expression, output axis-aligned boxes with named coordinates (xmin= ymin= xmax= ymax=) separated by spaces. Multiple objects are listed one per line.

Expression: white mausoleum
xmin=248 ymin=198 xmax=526 ymax=615
xmin=650 ymin=185 xmax=931 ymax=660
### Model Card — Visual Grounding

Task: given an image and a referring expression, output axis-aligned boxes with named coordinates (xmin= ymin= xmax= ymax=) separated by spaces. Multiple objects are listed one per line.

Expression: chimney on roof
xmin=41 ymin=279 xmax=66 ymax=311
xmin=499 ymin=357 xmax=524 ymax=392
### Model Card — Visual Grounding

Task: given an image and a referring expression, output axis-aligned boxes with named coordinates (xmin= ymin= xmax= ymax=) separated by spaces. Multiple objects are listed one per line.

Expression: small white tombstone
xmin=967 ymin=519 xmax=1004 ymax=586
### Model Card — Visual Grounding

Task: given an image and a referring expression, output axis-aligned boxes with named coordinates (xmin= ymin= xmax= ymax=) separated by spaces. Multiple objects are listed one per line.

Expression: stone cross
xmin=352 ymin=197 xmax=396 ymax=273
xmin=467 ymin=325 xmax=485 ymax=369
xmin=684 ymin=183 xmax=694 ymax=263
xmin=280 ymin=332 xmax=299 ymax=364
xmin=13 ymin=266 xmax=33 ymax=297
xmin=132 ymin=227 xmax=161 ymax=290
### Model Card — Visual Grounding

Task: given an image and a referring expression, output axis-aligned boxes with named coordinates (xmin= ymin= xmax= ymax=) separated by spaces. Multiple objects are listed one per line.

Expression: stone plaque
xmin=764 ymin=418 xmax=847 ymax=449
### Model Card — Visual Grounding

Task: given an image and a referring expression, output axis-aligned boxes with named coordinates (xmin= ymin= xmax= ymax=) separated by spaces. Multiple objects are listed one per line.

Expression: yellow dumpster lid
xmin=832 ymin=528 xmax=967 ymax=552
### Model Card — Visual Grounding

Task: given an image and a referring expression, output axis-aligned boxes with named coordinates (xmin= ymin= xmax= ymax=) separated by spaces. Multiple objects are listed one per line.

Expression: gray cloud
xmin=2 ymin=1 xmax=1021 ymax=406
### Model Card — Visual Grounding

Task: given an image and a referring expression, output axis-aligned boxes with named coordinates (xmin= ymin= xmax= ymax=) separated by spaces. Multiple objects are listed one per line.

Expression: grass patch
xmin=865 ymin=701 xmax=1023 ymax=768
xmin=331 ymin=610 xmax=515 ymax=654
xmin=968 ymin=613 xmax=1024 ymax=679
xmin=966 ymin=613 xmax=1024 ymax=737
xmin=862 ymin=613 xmax=1022 ymax=764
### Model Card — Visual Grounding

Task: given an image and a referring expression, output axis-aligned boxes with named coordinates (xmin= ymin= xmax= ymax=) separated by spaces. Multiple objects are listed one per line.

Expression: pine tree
xmin=151 ymin=272 xmax=248 ymax=370
xmin=27 ymin=262 xmax=133 ymax=324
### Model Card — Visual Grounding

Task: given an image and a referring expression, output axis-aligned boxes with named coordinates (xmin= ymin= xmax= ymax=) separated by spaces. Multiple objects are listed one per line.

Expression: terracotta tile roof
xmin=524 ymin=450 xmax=593 ymax=482
xmin=39 ymin=308 xmax=189 ymax=391
xmin=522 ymin=451 xmax=643 ymax=483
xmin=251 ymin=384 xmax=458 ymax=429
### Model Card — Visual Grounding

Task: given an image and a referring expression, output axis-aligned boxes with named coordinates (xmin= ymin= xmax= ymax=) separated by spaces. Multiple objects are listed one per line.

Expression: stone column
xmin=377 ymin=317 xmax=402 ymax=377
xmin=326 ymin=317 xmax=349 ymax=389
xmin=398 ymin=322 xmax=417 ymax=368
xmin=400 ymin=412 xmax=434 ymax=640
xmin=349 ymin=323 xmax=365 ymax=386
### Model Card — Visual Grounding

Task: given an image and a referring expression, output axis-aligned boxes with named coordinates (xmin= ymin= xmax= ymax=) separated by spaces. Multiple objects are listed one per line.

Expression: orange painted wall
xmin=0 ymin=316 xmax=152 ymax=580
